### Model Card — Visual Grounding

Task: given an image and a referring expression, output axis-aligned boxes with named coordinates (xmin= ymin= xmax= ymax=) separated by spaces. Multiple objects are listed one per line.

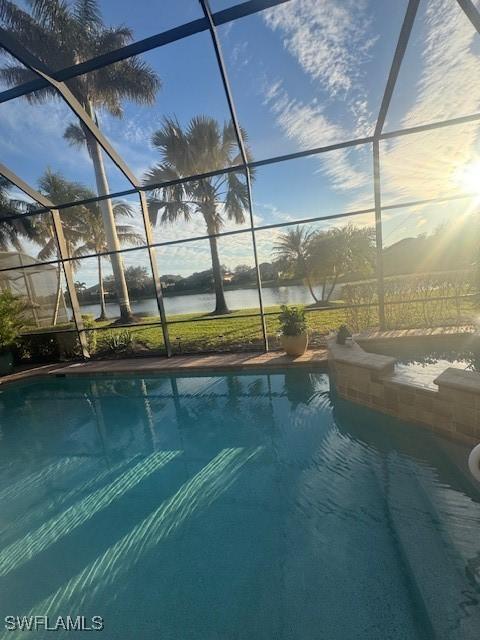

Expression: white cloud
xmin=263 ymin=0 xmax=375 ymax=99
xmin=263 ymin=84 xmax=371 ymax=195
xmin=260 ymin=0 xmax=374 ymax=200
xmin=398 ymin=0 xmax=480 ymax=128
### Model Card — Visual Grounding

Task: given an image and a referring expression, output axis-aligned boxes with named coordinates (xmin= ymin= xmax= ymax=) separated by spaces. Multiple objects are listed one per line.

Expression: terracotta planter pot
xmin=280 ymin=333 xmax=308 ymax=357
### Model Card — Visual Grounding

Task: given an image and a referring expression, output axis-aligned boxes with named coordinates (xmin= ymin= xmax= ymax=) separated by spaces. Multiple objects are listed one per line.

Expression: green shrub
xmin=278 ymin=305 xmax=307 ymax=336
xmin=98 ymin=329 xmax=134 ymax=354
xmin=81 ymin=314 xmax=97 ymax=354
xmin=0 ymin=291 xmax=25 ymax=352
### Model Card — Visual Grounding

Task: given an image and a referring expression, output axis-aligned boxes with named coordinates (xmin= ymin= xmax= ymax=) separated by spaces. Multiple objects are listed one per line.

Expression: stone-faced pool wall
xmin=328 ymin=338 xmax=480 ymax=445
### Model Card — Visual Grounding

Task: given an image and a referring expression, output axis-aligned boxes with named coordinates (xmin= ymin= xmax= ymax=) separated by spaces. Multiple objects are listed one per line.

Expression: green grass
xmin=19 ymin=297 xmax=479 ymax=358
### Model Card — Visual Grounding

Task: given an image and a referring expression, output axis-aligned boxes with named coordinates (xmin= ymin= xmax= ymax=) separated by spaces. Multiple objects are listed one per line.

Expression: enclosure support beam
xmin=373 ymin=142 xmax=386 ymax=330
xmin=374 ymin=0 xmax=420 ymax=137
xmin=200 ymin=0 xmax=269 ymax=351
xmin=456 ymin=0 xmax=480 ymax=34
xmin=138 ymin=191 xmax=172 ymax=357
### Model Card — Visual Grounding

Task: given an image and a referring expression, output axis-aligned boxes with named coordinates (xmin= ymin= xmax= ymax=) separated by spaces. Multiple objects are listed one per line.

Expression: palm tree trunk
xmin=300 ymin=258 xmax=318 ymax=304
xmin=321 ymin=278 xmax=327 ymax=302
xmin=305 ymin=274 xmax=319 ymax=303
xmin=97 ymin=255 xmax=108 ymax=321
xmin=84 ymin=108 xmax=134 ymax=324
xmin=52 ymin=264 xmax=62 ymax=326
xmin=326 ymin=273 xmax=339 ymax=303
xmin=208 ymin=232 xmax=229 ymax=315
xmin=18 ymin=251 xmax=40 ymax=327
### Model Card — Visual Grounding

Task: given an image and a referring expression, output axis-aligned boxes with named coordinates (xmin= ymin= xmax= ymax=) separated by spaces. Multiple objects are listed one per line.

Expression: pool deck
xmin=356 ymin=325 xmax=476 ymax=342
xmin=0 ymin=349 xmax=328 ymax=387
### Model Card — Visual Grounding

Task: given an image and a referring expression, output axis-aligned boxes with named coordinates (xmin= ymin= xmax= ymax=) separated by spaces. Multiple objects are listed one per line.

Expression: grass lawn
xmin=89 ymin=304 xmax=350 ymax=355
xmin=19 ymin=296 xmax=479 ymax=358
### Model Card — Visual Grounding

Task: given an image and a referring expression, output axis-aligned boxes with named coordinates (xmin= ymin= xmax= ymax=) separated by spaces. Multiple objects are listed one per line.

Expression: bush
xmin=0 ymin=291 xmax=24 ymax=351
xmin=342 ymin=281 xmax=378 ymax=332
xmin=341 ymin=269 xmax=477 ymax=331
xmin=97 ymin=329 xmax=134 ymax=355
xmin=278 ymin=305 xmax=307 ymax=336
xmin=81 ymin=314 xmax=97 ymax=354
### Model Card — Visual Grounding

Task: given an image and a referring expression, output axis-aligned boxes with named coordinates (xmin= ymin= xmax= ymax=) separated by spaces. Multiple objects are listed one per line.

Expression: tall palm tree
xmin=272 ymin=225 xmax=319 ymax=303
xmin=0 ymin=0 xmax=160 ymax=323
xmin=36 ymin=171 xmax=143 ymax=322
xmin=145 ymin=116 xmax=250 ymax=315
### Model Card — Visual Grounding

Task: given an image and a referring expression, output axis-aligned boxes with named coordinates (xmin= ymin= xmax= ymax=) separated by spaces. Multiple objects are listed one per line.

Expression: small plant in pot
xmin=0 ymin=291 xmax=24 ymax=375
xmin=278 ymin=305 xmax=308 ymax=357
xmin=336 ymin=324 xmax=352 ymax=345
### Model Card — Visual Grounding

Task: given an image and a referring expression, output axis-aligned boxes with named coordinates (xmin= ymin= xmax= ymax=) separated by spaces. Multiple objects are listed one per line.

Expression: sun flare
xmin=454 ymin=159 xmax=480 ymax=196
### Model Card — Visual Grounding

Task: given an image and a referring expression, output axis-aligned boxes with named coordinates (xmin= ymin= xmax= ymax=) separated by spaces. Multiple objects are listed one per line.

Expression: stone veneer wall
xmin=328 ymin=338 xmax=480 ymax=445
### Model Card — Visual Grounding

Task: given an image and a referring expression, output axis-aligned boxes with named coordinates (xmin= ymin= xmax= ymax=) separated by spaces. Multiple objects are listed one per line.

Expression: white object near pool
xmin=468 ymin=444 xmax=480 ymax=482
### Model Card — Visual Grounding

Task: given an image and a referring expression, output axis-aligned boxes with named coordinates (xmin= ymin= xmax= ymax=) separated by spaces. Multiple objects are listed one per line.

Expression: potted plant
xmin=336 ymin=324 xmax=352 ymax=345
xmin=0 ymin=291 xmax=24 ymax=375
xmin=278 ymin=305 xmax=308 ymax=356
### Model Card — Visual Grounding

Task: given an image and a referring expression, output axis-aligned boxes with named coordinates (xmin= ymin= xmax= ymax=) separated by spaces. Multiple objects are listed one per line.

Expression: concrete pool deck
xmin=0 ymin=349 xmax=328 ymax=388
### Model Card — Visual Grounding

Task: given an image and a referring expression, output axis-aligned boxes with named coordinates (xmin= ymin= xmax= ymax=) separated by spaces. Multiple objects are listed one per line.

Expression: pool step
xmin=384 ymin=453 xmax=480 ymax=640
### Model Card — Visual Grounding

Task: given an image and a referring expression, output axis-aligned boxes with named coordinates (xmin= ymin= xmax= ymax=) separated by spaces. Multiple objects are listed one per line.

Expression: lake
xmin=79 ymin=283 xmax=341 ymax=319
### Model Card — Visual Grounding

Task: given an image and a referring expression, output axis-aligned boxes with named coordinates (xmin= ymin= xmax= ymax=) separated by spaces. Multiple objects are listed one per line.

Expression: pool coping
xmin=328 ymin=335 xmax=480 ymax=447
xmin=0 ymin=349 xmax=328 ymax=388
xmin=355 ymin=325 xmax=476 ymax=343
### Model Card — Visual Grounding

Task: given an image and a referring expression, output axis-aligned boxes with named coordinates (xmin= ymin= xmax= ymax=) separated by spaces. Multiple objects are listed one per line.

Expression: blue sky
xmin=1 ymin=0 xmax=480 ymax=284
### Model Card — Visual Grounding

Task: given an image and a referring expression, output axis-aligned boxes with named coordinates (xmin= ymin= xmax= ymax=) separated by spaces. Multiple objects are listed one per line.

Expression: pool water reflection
xmin=0 ymin=371 xmax=479 ymax=639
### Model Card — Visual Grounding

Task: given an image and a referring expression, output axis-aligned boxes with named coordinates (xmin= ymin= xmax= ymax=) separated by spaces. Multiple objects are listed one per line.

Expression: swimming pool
xmin=0 ymin=371 xmax=479 ymax=639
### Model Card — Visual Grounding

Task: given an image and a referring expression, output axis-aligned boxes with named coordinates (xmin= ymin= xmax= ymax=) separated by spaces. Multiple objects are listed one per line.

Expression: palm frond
xmin=112 ymin=201 xmax=135 ymax=218
xmin=73 ymin=0 xmax=101 ymax=29
xmin=63 ymin=122 xmax=87 ymax=148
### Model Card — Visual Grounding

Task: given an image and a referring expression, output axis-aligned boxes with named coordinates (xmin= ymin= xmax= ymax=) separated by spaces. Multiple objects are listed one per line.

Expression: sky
xmin=1 ymin=0 xmax=480 ymax=286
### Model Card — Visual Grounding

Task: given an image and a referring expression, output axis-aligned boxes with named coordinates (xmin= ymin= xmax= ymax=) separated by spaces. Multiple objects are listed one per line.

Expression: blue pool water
xmin=0 ymin=370 xmax=479 ymax=639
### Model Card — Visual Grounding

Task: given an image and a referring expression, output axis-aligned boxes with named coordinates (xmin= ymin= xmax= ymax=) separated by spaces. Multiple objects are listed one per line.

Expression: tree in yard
xmin=0 ymin=177 xmax=38 ymax=252
xmin=75 ymin=281 xmax=87 ymax=294
xmin=272 ymin=225 xmax=319 ymax=302
xmin=144 ymin=116 xmax=250 ymax=315
xmin=0 ymin=0 xmax=160 ymax=323
xmin=0 ymin=178 xmax=45 ymax=326
xmin=272 ymin=224 xmax=375 ymax=304
xmin=308 ymin=224 xmax=376 ymax=303
xmin=35 ymin=171 xmax=143 ymax=322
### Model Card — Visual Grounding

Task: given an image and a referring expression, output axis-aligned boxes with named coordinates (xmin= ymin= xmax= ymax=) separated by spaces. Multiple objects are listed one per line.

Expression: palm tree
xmin=145 ymin=116 xmax=249 ymax=315
xmin=0 ymin=177 xmax=37 ymax=251
xmin=272 ymin=225 xmax=319 ymax=303
xmin=73 ymin=200 xmax=144 ymax=321
xmin=0 ymin=0 xmax=160 ymax=323
xmin=0 ymin=177 xmax=42 ymax=324
xmin=36 ymin=171 xmax=143 ymax=322
xmin=32 ymin=170 xmax=95 ymax=325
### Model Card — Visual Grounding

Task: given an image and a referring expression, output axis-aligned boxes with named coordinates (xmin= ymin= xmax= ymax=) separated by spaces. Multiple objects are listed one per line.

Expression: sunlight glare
xmin=454 ymin=160 xmax=480 ymax=197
